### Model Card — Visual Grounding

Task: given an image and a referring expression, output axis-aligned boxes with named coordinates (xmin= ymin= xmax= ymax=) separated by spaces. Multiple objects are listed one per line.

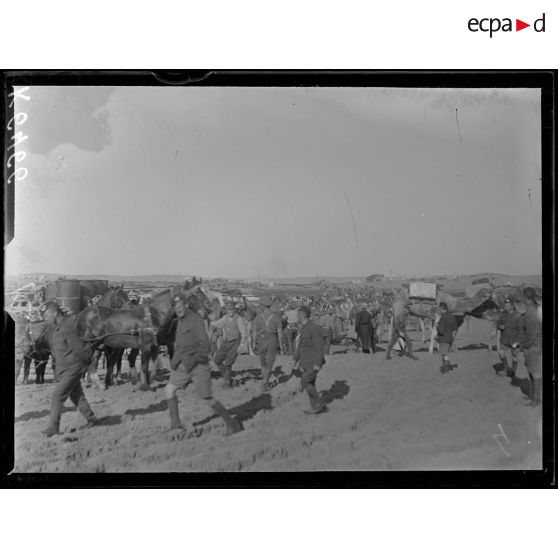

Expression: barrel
xmin=55 ymin=279 xmax=82 ymax=313
xmin=80 ymin=280 xmax=97 ymax=307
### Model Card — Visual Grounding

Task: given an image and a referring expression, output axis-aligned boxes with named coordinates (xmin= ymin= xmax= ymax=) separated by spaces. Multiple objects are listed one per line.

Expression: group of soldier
xmin=35 ymin=283 xmax=543 ymax=439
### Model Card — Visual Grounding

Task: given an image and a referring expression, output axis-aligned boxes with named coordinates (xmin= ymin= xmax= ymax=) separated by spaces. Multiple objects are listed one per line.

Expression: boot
xmin=385 ymin=349 xmax=392 ymax=361
xmin=441 ymin=360 xmax=450 ymax=374
xmin=304 ymin=384 xmax=327 ymax=414
xmin=261 ymin=366 xmax=271 ymax=392
xmin=407 ymin=341 xmax=418 ymax=360
xmin=223 ymin=365 xmax=232 ymax=388
xmin=509 ymin=359 xmax=518 ymax=379
xmin=497 ymin=356 xmax=509 ymax=377
xmin=167 ymin=396 xmax=182 ymax=430
xmin=44 ymin=421 xmax=60 ymax=438
xmin=210 ymin=401 xmax=243 ymax=435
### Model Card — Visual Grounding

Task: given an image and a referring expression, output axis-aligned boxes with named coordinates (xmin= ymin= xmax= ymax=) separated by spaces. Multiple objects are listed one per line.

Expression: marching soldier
xmin=41 ymin=300 xmax=98 ymax=437
xmin=253 ymin=296 xmax=284 ymax=392
xmin=292 ymin=306 xmax=327 ymax=414
xmin=386 ymin=302 xmax=418 ymax=361
xmin=165 ymin=293 xmax=242 ymax=435
xmin=210 ymin=302 xmax=248 ymax=388
xmin=496 ymin=298 xmax=522 ymax=379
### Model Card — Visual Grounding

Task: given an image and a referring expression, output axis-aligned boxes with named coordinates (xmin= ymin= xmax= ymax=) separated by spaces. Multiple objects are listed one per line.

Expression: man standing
xmin=210 ymin=302 xmax=248 ymax=388
xmin=283 ymin=301 xmax=299 ymax=356
xmin=318 ymin=306 xmax=336 ymax=363
xmin=41 ymin=300 xmax=98 ymax=437
xmin=386 ymin=302 xmax=418 ymax=361
xmin=355 ymin=302 xmax=373 ymax=354
xmin=253 ymin=296 xmax=283 ymax=392
xmin=126 ymin=292 xmax=141 ymax=379
xmin=435 ymin=302 xmax=458 ymax=374
xmin=165 ymin=293 xmax=242 ymax=435
xmin=496 ymin=298 xmax=522 ymax=379
xmin=519 ymin=287 xmax=542 ymax=407
xmin=292 ymin=306 xmax=327 ymax=414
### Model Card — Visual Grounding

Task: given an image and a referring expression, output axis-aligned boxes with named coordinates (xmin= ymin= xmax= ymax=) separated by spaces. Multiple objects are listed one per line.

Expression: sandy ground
xmin=13 ymin=319 xmax=542 ymax=472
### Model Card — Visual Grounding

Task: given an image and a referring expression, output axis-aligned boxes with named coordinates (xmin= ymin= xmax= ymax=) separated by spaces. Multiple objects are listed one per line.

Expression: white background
xmin=0 ymin=1 xmax=556 ymax=68
xmin=2 ymin=0 xmax=555 ymax=556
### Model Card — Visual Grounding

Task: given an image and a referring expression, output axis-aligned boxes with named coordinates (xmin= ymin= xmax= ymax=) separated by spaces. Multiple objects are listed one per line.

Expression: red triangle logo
xmin=516 ymin=19 xmax=530 ymax=31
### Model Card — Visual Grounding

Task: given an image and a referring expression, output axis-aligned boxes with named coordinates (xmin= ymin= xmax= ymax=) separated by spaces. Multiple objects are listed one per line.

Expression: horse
xmin=15 ymin=317 xmax=54 ymax=385
xmin=75 ymin=284 xmax=211 ymax=390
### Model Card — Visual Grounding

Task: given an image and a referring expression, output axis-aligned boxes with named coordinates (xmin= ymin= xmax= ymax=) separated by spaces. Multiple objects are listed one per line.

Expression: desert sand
xmin=13 ymin=318 xmax=542 ymax=472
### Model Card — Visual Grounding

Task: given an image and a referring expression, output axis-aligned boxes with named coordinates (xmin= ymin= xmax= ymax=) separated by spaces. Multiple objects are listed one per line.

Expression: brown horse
xmin=75 ymin=285 xmax=211 ymax=390
xmin=15 ymin=317 xmax=54 ymax=384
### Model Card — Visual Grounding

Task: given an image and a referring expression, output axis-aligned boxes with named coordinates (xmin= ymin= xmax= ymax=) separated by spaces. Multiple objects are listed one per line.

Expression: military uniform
xmin=165 ymin=296 xmax=241 ymax=435
xmin=253 ymin=305 xmax=283 ymax=390
xmin=318 ymin=312 xmax=335 ymax=355
xmin=46 ymin=315 xmax=96 ymax=435
xmin=355 ymin=308 xmax=373 ymax=353
xmin=170 ymin=309 xmax=212 ymax=398
xmin=294 ymin=320 xmax=326 ymax=413
xmin=386 ymin=309 xmax=417 ymax=360
xmin=496 ymin=308 xmax=522 ymax=377
xmin=211 ymin=312 xmax=247 ymax=386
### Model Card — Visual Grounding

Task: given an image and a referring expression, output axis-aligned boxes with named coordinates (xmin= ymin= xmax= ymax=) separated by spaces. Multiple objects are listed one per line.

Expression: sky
xmin=6 ymin=86 xmax=542 ymax=278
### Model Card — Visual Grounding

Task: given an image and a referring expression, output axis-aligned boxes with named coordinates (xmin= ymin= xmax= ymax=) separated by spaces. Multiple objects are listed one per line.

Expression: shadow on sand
xmin=124 ymin=399 xmax=168 ymax=417
xmin=15 ymin=406 xmax=75 ymax=423
xmin=320 ymin=380 xmax=350 ymax=405
xmin=458 ymin=343 xmax=492 ymax=351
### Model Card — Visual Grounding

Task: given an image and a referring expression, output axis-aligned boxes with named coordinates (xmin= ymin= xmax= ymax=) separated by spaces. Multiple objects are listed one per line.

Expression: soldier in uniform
xmin=292 ymin=306 xmax=327 ymax=414
xmin=253 ymin=296 xmax=283 ymax=392
xmin=165 ymin=293 xmax=242 ymax=435
xmin=318 ymin=306 xmax=336 ymax=363
xmin=496 ymin=298 xmax=523 ymax=379
xmin=283 ymin=301 xmax=299 ymax=356
xmin=435 ymin=302 xmax=458 ymax=374
xmin=519 ymin=287 xmax=542 ymax=407
xmin=41 ymin=300 xmax=98 ymax=437
xmin=354 ymin=302 xmax=373 ymax=354
xmin=386 ymin=302 xmax=418 ymax=361
xmin=210 ymin=301 xmax=248 ymax=388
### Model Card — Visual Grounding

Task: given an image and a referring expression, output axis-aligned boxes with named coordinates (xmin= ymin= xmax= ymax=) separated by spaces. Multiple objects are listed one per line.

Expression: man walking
xmin=165 ymin=293 xmax=242 ymax=435
xmin=496 ymin=298 xmax=522 ymax=379
xmin=42 ymin=300 xmax=98 ymax=437
xmin=292 ymin=306 xmax=327 ymax=414
xmin=210 ymin=302 xmax=248 ymax=388
xmin=435 ymin=302 xmax=458 ymax=374
xmin=283 ymin=301 xmax=299 ymax=356
xmin=519 ymin=287 xmax=542 ymax=407
xmin=386 ymin=302 xmax=418 ymax=361
xmin=318 ymin=305 xmax=336 ymax=363
xmin=355 ymin=302 xmax=373 ymax=354
xmin=253 ymin=296 xmax=283 ymax=392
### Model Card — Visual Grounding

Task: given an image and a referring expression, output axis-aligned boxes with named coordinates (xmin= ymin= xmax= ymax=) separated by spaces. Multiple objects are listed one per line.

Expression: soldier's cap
xmin=40 ymin=299 xmax=60 ymax=313
xmin=173 ymin=293 xmax=188 ymax=305
xmin=523 ymin=287 xmax=537 ymax=300
xmin=259 ymin=296 xmax=273 ymax=307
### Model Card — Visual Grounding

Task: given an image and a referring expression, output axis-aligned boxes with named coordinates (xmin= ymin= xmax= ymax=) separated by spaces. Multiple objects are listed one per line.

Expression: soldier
xmin=253 ymin=296 xmax=284 ymax=392
xmin=435 ymin=302 xmax=458 ymax=374
xmin=355 ymin=302 xmax=373 ymax=354
xmin=210 ymin=301 xmax=248 ymax=388
xmin=386 ymin=302 xmax=418 ymax=361
xmin=165 ymin=293 xmax=242 ymax=435
xmin=283 ymin=301 xmax=299 ymax=356
xmin=318 ymin=305 xmax=336 ymax=363
xmin=495 ymin=298 xmax=522 ymax=379
xmin=519 ymin=288 xmax=542 ymax=407
xmin=292 ymin=306 xmax=327 ymax=414
xmin=41 ymin=300 xmax=98 ymax=437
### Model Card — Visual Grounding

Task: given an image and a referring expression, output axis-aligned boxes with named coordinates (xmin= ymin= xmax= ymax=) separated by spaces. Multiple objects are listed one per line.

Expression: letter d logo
xmin=534 ymin=13 xmax=546 ymax=32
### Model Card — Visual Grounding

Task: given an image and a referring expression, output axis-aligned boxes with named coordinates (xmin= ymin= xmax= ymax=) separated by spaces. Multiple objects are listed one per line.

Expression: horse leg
xmin=22 ymin=356 xmax=31 ymax=384
xmin=15 ymin=358 xmax=23 ymax=384
xmin=139 ymin=349 xmax=151 ymax=391
xmin=88 ymin=350 xmax=103 ymax=390
xmin=128 ymin=348 xmax=139 ymax=384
